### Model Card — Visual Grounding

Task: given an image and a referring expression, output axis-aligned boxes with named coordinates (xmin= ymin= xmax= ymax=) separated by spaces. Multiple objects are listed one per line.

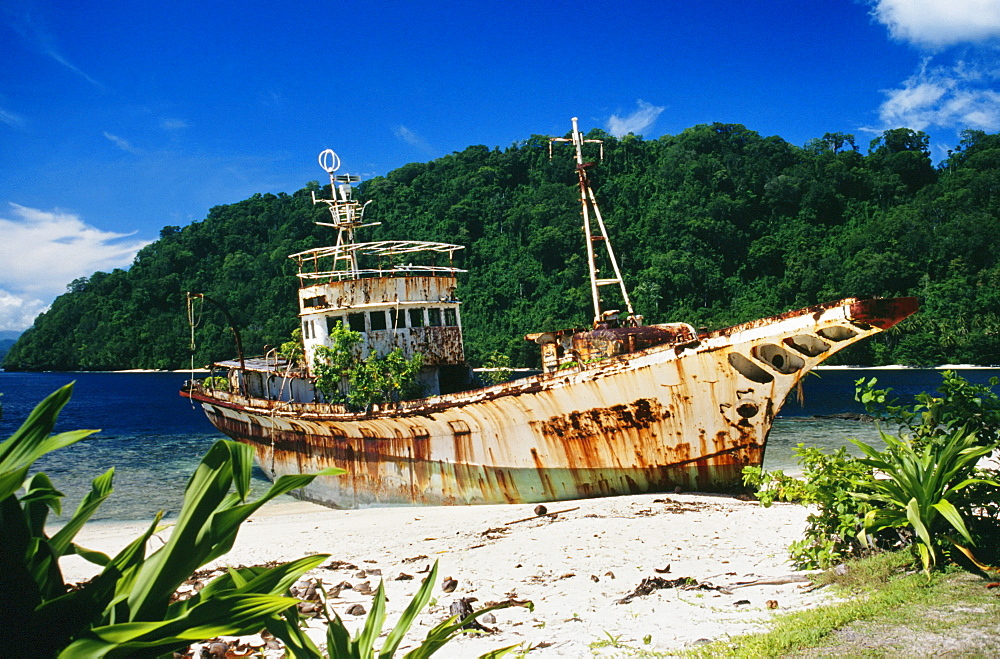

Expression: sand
xmin=62 ymin=493 xmax=830 ymax=656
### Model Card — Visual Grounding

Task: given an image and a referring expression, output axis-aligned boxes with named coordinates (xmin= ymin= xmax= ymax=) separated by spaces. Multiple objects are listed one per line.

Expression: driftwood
xmin=618 ymin=573 xmax=815 ymax=604
xmin=505 ymin=507 xmax=580 ymax=525
xmin=727 ymin=574 xmax=814 ymax=589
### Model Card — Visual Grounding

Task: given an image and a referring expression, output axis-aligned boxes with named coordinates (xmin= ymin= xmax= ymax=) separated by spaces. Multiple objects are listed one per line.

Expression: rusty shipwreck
xmin=182 ymin=118 xmax=918 ymax=508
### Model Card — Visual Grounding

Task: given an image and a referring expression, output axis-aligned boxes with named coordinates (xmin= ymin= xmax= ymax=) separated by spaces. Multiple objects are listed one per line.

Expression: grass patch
xmin=684 ymin=552 xmax=1000 ymax=657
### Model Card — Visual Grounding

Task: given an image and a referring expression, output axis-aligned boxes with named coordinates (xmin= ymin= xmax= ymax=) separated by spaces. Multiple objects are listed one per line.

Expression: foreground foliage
xmin=745 ymin=371 xmax=1000 ymax=571
xmin=9 ymin=127 xmax=1000 ymax=371
xmin=0 ymin=385 xmax=519 ymax=657
xmin=0 ymin=383 xmax=340 ymax=656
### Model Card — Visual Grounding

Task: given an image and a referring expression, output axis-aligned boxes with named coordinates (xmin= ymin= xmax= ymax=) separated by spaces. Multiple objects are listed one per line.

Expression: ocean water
xmin=1 ymin=368 xmax=997 ymax=522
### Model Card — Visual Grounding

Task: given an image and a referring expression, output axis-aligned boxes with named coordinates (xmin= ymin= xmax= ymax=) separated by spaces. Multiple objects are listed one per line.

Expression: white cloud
xmin=103 ymin=131 xmax=140 ymax=154
xmin=871 ymin=0 xmax=1000 ymax=48
xmin=394 ymin=125 xmax=436 ymax=155
xmin=0 ymin=203 xmax=151 ymax=330
xmin=0 ymin=105 xmax=25 ymax=129
xmin=0 ymin=289 xmax=48 ymax=332
xmin=607 ymin=100 xmax=665 ymax=138
xmin=4 ymin=4 xmax=101 ymax=86
xmin=161 ymin=118 xmax=189 ymax=130
xmin=877 ymin=59 xmax=1000 ymax=132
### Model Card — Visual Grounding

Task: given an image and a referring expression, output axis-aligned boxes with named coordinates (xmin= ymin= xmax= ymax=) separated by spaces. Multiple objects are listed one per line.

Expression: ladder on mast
xmin=550 ymin=117 xmax=637 ymax=327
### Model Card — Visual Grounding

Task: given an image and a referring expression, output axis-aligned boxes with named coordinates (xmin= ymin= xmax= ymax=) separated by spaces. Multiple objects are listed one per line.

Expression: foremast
xmin=551 ymin=118 xmax=638 ymax=328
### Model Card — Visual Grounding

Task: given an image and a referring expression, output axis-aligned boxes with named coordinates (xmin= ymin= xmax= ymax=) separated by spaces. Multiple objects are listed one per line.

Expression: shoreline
xmin=60 ymin=492 xmax=828 ymax=656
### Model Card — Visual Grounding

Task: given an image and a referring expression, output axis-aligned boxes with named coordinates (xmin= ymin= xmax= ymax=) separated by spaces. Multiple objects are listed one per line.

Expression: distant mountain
xmin=0 ymin=330 xmax=22 ymax=341
xmin=0 ymin=338 xmax=16 ymax=364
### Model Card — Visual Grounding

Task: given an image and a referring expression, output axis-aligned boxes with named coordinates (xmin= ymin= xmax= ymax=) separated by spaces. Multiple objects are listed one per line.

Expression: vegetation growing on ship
xmin=278 ymin=327 xmax=305 ymax=367
xmin=312 ymin=321 xmax=424 ymax=409
xmin=480 ymin=351 xmax=514 ymax=386
xmin=1 ymin=384 xmax=526 ymax=656
xmin=7 ymin=125 xmax=1000 ymax=371
xmin=744 ymin=372 xmax=1000 ymax=571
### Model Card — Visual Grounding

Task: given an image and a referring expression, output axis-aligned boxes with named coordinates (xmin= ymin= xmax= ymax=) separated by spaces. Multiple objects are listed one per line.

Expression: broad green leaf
xmin=267 ymin=611 xmax=322 ymax=658
xmin=49 ymin=468 xmax=115 ymax=557
xmin=931 ymin=499 xmax=974 ymax=545
xmin=357 ymin=580 xmax=387 ymax=656
xmin=380 ymin=561 xmax=440 ymax=658
xmin=326 ymin=612 xmax=354 ymax=658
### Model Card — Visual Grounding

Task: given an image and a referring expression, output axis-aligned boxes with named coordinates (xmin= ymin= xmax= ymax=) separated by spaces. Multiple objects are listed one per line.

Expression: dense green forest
xmin=6 ymin=123 xmax=1000 ymax=371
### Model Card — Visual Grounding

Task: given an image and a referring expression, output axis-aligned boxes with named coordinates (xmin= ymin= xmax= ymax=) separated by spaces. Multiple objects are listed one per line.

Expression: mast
xmin=550 ymin=117 xmax=636 ymax=327
xmin=311 ymin=149 xmax=379 ymax=274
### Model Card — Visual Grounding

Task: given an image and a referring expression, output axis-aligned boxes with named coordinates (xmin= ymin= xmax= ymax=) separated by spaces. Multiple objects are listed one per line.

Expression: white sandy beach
xmin=62 ymin=493 xmax=830 ymax=656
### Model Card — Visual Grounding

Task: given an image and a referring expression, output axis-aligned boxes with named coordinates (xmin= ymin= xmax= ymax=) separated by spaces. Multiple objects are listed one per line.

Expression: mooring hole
xmin=752 ymin=344 xmax=805 ymax=374
xmin=727 ymin=352 xmax=774 ymax=384
xmin=817 ymin=326 xmax=858 ymax=342
xmin=785 ymin=334 xmax=830 ymax=357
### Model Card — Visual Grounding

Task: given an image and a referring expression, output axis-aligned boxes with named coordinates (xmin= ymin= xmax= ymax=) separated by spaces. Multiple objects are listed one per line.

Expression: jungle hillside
xmin=5 ymin=123 xmax=1000 ymax=371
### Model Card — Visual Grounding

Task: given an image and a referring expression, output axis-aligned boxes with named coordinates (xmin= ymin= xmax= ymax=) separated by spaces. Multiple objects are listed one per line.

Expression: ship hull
xmin=182 ymin=297 xmax=917 ymax=508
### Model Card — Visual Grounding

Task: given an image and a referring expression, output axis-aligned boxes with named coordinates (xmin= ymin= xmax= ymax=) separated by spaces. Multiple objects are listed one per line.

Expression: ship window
xmin=348 ymin=312 xmax=366 ymax=333
xmin=409 ymin=308 xmax=424 ymax=327
xmin=428 ymin=308 xmax=442 ymax=327
xmin=393 ymin=308 xmax=407 ymax=329
xmin=444 ymin=308 xmax=458 ymax=326
xmin=329 ymin=316 xmax=346 ymax=332
xmin=302 ymin=320 xmax=311 ymax=340
xmin=303 ymin=295 xmax=326 ymax=308
xmin=369 ymin=310 xmax=388 ymax=331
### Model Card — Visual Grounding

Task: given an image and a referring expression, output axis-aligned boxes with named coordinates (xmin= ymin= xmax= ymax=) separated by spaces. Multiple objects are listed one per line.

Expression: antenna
xmin=311 ymin=149 xmax=380 ymax=272
xmin=549 ymin=118 xmax=635 ymax=327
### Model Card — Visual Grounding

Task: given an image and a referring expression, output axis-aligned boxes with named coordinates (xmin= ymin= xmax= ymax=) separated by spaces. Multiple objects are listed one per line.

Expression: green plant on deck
xmin=743 ymin=444 xmax=878 ymax=569
xmin=480 ymin=352 xmax=513 ymax=386
xmin=278 ymin=327 xmax=305 ymax=367
xmin=852 ymin=427 xmax=998 ymax=575
xmin=273 ymin=560 xmax=531 ymax=658
xmin=0 ymin=383 xmax=342 ymax=657
xmin=313 ymin=321 xmax=424 ymax=410
xmin=201 ymin=375 xmax=230 ymax=391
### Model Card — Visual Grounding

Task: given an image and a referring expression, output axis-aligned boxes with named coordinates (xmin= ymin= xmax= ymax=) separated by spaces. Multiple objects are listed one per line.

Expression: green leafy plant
xmin=3 ymin=384 xmax=526 ymax=657
xmin=1 ymin=383 xmax=342 ymax=657
xmin=278 ymin=327 xmax=305 ymax=367
xmin=480 ymin=352 xmax=513 ymax=386
xmin=744 ymin=445 xmax=877 ymax=568
xmin=201 ymin=375 xmax=230 ymax=391
xmin=856 ymin=371 xmax=1000 ymax=450
xmin=852 ymin=428 xmax=998 ymax=574
xmin=313 ymin=321 xmax=424 ymax=410
xmin=747 ymin=371 xmax=1000 ymax=571
xmin=274 ymin=560 xmax=530 ymax=658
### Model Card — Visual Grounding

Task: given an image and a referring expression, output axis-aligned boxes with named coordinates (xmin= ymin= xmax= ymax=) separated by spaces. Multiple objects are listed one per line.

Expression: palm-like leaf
xmin=851 ymin=427 xmax=999 ymax=573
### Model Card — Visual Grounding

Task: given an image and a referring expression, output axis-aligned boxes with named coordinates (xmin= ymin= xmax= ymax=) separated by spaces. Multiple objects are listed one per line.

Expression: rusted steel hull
xmin=182 ymin=297 xmax=917 ymax=508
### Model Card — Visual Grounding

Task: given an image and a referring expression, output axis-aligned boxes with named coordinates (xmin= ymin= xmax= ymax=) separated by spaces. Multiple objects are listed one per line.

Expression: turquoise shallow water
xmin=1 ymin=368 xmax=996 ymax=520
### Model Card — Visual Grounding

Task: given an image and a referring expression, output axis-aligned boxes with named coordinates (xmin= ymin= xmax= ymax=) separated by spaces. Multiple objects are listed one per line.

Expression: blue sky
xmin=2 ymin=0 xmax=1000 ymax=331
